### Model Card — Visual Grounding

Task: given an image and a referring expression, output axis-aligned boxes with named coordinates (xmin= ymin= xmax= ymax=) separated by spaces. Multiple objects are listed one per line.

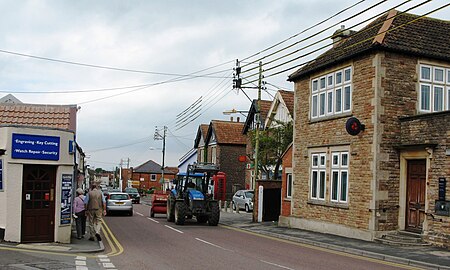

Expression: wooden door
xmin=21 ymin=165 xmax=56 ymax=243
xmin=406 ymin=159 xmax=426 ymax=233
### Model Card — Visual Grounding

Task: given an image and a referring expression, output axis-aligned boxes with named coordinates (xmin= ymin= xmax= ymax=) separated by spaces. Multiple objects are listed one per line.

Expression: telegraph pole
xmin=154 ymin=126 xmax=167 ymax=190
xmin=233 ymin=60 xmax=264 ymax=222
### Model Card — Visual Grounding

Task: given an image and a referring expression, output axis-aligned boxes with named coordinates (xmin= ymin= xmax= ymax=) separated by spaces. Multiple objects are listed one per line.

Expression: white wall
xmin=0 ymin=126 xmax=75 ymax=243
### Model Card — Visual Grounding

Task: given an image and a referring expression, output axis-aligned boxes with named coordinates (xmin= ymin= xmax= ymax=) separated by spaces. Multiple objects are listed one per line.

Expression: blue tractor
xmin=167 ymin=163 xmax=220 ymax=226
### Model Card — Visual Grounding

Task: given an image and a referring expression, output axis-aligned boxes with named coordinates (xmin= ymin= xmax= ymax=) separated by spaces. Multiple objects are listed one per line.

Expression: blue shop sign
xmin=12 ymin=133 xmax=60 ymax=161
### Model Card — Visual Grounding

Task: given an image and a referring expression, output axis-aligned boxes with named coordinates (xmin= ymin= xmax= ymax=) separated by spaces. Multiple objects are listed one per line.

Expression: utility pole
xmin=154 ymin=126 xmax=167 ymax=190
xmin=233 ymin=60 xmax=264 ymax=222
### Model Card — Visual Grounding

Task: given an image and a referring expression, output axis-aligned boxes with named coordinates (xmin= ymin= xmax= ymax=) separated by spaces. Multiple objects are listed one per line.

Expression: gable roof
xmin=265 ymin=90 xmax=294 ymax=128
xmin=0 ymin=95 xmax=78 ymax=132
xmin=206 ymin=120 xmax=246 ymax=145
xmin=288 ymin=10 xmax=450 ymax=81
xmin=133 ymin=159 xmax=175 ymax=174
xmin=242 ymin=99 xmax=272 ymax=134
xmin=194 ymin=124 xmax=209 ymax=148
xmin=278 ymin=90 xmax=295 ymax=117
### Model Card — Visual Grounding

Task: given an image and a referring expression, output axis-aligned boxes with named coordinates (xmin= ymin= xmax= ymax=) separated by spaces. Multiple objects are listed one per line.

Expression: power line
xmin=0 ymin=48 xmax=235 ymax=78
xmin=240 ymin=0 xmax=368 ymax=63
xmin=240 ymin=0 xmax=416 ymax=81
xmin=240 ymin=0 xmax=436 ymax=85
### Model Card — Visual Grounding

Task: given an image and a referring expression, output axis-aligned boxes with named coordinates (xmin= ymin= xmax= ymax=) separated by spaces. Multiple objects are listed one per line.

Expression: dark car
xmin=125 ymin=187 xmax=140 ymax=204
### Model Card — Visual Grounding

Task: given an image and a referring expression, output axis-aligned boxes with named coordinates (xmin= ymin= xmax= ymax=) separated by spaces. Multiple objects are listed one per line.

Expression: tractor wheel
xmin=208 ymin=201 xmax=220 ymax=226
xmin=167 ymin=197 xmax=175 ymax=222
xmin=197 ymin=215 xmax=208 ymax=224
xmin=175 ymin=202 xmax=186 ymax=225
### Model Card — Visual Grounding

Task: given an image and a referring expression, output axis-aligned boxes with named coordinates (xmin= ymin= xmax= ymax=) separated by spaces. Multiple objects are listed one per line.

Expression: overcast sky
xmin=1 ymin=0 xmax=448 ymax=170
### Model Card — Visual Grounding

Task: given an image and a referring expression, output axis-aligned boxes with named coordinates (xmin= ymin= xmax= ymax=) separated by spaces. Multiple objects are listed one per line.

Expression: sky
xmin=0 ymin=0 xmax=449 ymax=171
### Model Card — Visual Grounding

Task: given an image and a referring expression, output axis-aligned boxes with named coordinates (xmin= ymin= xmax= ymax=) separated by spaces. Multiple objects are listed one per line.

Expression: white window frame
xmin=286 ymin=173 xmax=292 ymax=199
xmin=310 ymin=153 xmax=326 ymax=200
xmin=327 ymin=90 xmax=334 ymax=115
xmin=420 ymin=83 xmax=431 ymax=112
xmin=419 ymin=64 xmax=449 ymax=113
xmin=420 ymin=65 xmax=432 ymax=82
xmin=433 ymin=86 xmax=444 ymax=112
xmin=447 ymin=87 xmax=450 ymax=111
xmin=310 ymin=67 xmax=352 ymax=119
xmin=150 ymin=174 xmax=156 ymax=181
xmin=330 ymin=152 xmax=349 ymax=203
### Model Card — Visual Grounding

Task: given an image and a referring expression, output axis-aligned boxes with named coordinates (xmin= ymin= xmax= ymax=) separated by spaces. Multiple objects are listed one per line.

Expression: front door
xmin=21 ymin=165 xmax=56 ymax=243
xmin=406 ymin=159 xmax=426 ymax=233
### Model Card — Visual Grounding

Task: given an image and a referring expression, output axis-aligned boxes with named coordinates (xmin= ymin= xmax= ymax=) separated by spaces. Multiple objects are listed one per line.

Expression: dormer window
xmin=311 ymin=67 xmax=352 ymax=120
xmin=419 ymin=64 xmax=449 ymax=113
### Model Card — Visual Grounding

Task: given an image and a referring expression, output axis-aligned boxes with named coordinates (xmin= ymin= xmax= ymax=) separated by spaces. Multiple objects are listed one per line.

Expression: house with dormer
xmin=285 ymin=10 xmax=450 ymax=248
xmin=196 ymin=120 xmax=247 ymax=200
xmin=242 ymin=99 xmax=272 ymax=189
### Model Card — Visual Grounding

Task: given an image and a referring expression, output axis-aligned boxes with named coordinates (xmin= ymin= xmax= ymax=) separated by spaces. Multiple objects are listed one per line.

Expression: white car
xmin=232 ymin=190 xmax=254 ymax=212
xmin=106 ymin=192 xmax=133 ymax=216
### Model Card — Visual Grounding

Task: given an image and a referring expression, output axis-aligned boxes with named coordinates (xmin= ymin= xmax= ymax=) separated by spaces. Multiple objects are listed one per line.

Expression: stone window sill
xmin=307 ymin=199 xmax=349 ymax=209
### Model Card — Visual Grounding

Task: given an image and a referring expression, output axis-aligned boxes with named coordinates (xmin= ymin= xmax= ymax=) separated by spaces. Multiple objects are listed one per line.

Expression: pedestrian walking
xmin=84 ymin=183 xmax=106 ymax=241
xmin=73 ymin=188 xmax=86 ymax=239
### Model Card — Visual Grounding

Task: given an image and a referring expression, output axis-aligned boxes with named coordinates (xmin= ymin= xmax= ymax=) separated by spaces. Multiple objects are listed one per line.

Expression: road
xmin=102 ymin=203 xmax=414 ymax=270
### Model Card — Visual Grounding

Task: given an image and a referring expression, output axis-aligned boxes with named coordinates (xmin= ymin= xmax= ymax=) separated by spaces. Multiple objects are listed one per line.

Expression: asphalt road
xmin=103 ymin=203 xmax=410 ymax=270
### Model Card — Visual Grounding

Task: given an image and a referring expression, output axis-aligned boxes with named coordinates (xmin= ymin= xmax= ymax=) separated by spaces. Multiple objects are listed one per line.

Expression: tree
xmin=95 ymin=168 xmax=104 ymax=173
xmin=249 ymin=121 xmax=293 ymax=180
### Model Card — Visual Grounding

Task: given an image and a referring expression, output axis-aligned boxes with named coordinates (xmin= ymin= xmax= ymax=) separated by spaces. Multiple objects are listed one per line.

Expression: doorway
xmin=21 ymin=165 xmax=56 ymax=243
xmin=406 ymin=159 xmax=426 ymax=233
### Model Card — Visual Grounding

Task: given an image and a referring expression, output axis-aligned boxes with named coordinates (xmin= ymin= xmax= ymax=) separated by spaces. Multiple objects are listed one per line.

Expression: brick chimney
xmin=332 ymin=25 xmax=355 ymax=48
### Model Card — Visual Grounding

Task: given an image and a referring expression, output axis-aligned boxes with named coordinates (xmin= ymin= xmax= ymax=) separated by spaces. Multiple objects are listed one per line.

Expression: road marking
xmin=75 ymin=260 xmax=87 ymax=266
xmin=136 ymin=212 xmax=144 ymax=216
xmin=147 ymin=217 xmax=160 ymax=223
xmin=260 ymin=260 xmax=294 ymax=270
xmin=76 ymin=266 xmax=88 ymax=270
xmin=195 ymin=238 xmax=233 ymax=252
xmin=102 ymin=221 xmax=124 ymax=257
xmin=220 ymin=225 xmax=422 ymax=270
xmin=76 ymin=256 xmax=86 ymax=260
xmin=103 ymin=262 xmax=116 ymax=268
xmin=165 ymin=225 xmax=184 ymax=234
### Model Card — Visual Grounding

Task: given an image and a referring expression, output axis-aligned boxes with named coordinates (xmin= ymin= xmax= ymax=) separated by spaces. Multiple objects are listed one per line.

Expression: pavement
xmin=1 ymin=196 xmax=449 ymax=270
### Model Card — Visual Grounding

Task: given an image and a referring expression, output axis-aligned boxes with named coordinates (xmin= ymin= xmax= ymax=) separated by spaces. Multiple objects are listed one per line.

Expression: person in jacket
xmin=84 ymin=183 xmax=106 ymax=241
xmin=73 ymin=188 xmax=86 ymax=239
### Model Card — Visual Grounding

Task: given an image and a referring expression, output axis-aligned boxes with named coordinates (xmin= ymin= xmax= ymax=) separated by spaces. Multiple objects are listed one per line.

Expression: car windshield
xmin=126 ymin=188 xmax=138 ymax=193
xmin=244 ymin=191 xmax=254 ymax=199
xmin=110 ymin=194 xmax=129 ymax=200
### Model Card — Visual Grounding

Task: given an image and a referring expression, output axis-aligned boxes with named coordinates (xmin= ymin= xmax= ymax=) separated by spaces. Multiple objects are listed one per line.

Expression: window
xmin=150 ymin=174 xmax=156 ymax=181
xmin=0 ymin=159 xmax=2 ymax=190
xmin=286 ymin=173 xmax=292 ymax=199
xmin=419 ymin=64 xmax=450 ymax=113
xmin=211 ymin=147 xmax=217 ymax=164
xmin=330 ymin=152 xmax=349 ymax=203
xmin=311 ymin=67 xmax=352 ymax=119
xmin=311 ymin=153 xmax=326 ymax=200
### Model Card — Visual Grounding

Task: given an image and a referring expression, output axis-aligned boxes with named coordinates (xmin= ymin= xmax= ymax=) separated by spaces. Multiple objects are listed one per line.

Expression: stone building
xmin=284 ymin=10 xmax=450 ymax=248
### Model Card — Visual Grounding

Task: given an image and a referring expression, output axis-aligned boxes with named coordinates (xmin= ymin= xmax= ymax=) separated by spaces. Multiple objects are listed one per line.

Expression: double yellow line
xmin=101 ymin=220 xmax=124 ymax=257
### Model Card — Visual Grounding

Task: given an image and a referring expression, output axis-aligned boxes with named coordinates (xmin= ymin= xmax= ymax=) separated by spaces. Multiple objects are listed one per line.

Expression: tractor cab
xmin=167 ymin=163 xmax=221 ymax=226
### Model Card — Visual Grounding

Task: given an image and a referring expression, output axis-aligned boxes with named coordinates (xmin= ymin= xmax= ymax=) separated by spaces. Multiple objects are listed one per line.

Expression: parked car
xmin=125 ymin=187 xmax=140 ymax=204
xmin=232 ymin=190 xmax=254 ymax=212
xmin=106 ymin=192 xmax=133 ymax=216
